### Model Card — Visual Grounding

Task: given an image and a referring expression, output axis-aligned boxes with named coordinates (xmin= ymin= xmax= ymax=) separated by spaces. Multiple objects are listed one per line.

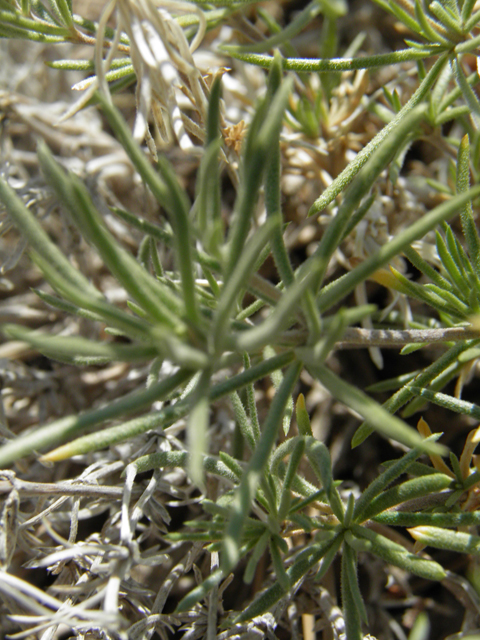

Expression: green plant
xmin=3 ymin=0 xmax=480 ymax=638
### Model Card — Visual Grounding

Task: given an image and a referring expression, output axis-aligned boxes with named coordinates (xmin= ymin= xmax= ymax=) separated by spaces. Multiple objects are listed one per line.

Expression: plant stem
xmin=335 ymin=326 xmax=480 ymax=348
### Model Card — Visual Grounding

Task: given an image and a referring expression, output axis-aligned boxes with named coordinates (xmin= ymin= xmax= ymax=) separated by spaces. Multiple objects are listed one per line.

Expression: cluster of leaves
xmin=4 ymin=0 xmax=480 ymax=638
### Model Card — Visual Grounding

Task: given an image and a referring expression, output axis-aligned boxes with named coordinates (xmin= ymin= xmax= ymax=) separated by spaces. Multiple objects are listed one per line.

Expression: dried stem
xmin=335 ymin=326 xmax=480 ymax=349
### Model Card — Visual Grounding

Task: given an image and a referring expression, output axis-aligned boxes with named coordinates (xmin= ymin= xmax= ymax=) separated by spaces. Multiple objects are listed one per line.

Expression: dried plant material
xmin=223 ymin=120 xmax=246 ymax=154
xmin=459 ymin=427 xmax=480 ymax=481
xmin=0 ymin=472 xmax=19 ymax=570
xmin=114 ymin=0 xmax=208 ymax=152
xmin=416 ymin=418 xmax=454 ymax=477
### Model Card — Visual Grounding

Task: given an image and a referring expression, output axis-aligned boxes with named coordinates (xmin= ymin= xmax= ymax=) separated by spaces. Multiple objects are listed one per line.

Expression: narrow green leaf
xmin=452 ymin=57 xmax=480 ymax=129
xmin=267 ymin=344 xmax=294 ymax=436
xmin=380 ymin=459 xmax=445 ymax=477
xmin=137 ymin=234 xmax=151 ymax=271
xmin=50 ymin=0 xmax=73 ymax=27
xmin=149 ymin=236 xmax=164 ymax=278
xmin=463 ymin=7 xmax=480 ymax=31
xmin=444 ymin=223 xmax=479 ymax=289
xmin=269 ymin=436 xmax=305 ymax=474
xmin=37 ymin=143 xmax=185 ymax=330
xmin=96 ymin=94 xmax=198 ymax=323
xmin=353 ymin=340 xmax=478 ymax=447
xmin=176 ymin=569 xmax=224 ymax=613
xmin=315 ymin=532 xmax=343 ymax=581
xmin=188 ymin=369 xmax=212 ymax=487
xmin=409 ymin=525 xmax=480 ymax=555
xmin=196 ymin=75 xmax=222 ymax=257
xmin=423 ymin=283 xmax=470 ymax=317
xmin=430 ymin=62 xmax=453 ymax=114
xmin=31 ymin=251 xmax=154 ymax=341
xmin=167 ymin=531 xmax=223 ymax=542
xmin=218 ymin=451 xmax=244 ymax=480
xmin=459 ymin=346 xmax=480 ymax=361
xmin=230 ymin=391 xmax=257 ymax=451
xmin=68 ymin=187 xmax=183 ymax=327
xmin=234 ymin=534 xmax=340 ymax=623
xmin=0 ymin=21 xmax=66 ymax=44
xmin=260 ymin=473 xmax=280 ymax=516
xmin=296 ymin=307 xmax=362 ymax=366
xmin=265 ymin=71 xmax=295 ymax=288
xmin=244 ymin=353 xmax=261 ymax=443
xmin=0 ymin=369 xmax=192 ymax=467
xmin=409 ymin=386 xmax=480 ymax=420
xmin=0 ymin=8 xmax=70 ymax=37
xmin=361 ymin=473 xmax=453 ymax=521
xmin=402 ymin=357 xmax=474 ymax=419
xmin=344 ymin=493 xmax=356 ymax=527
xmin=243 ymin=530 xmax=270 ymax=584
xmin=429 ymin=1 xmax=463 ymax=36
xmin=126 ymin=450 xmax=240 ymax=484
xmin=1 ymin=324 xmax=157 ymax=365
xmin=341 ymin=192 xmax=376 ymax=242
xmin=462 ymin=469 xmax=480 ymax=491
xmin=278 ymin=438 xmax=306 ymax=521
xmin=111 ymin=205 xmax=221 ymax=274
xmin=341 ymin=549 xmax=363 ymax=640
xmin=197 ymin=141 xmax=222 ymax=258
xmin=225 ymin=75 xmax=293 ymax=279
xmin=219 ymin=46 xmax=441 ymax=73
xmin=449 ymin=451 xmax=463 ymax=482
xmin=436 ymin=230 xmax=471 ymax=298
xmin=47 ymin=57 xmax=131 ymax=71
xmin=210 ymin=351 xmax=296 ymax=398
xmin=403 ymin=246 xmax=455 ymax=292
xmin=381 ymin=265 xmax=468 ymax=319
xmin=438 ymin=68 xmax=478 ymax=111
xmin=366 ymin=370 xmax=420 ymax=393
xmin=374 ymin=510 xmax=480 ymax=527
xmin=457 ymin=134 xmax=480 ymax=277
xmin=353 ymin=435 xmax=442 ymax=522
xmin=32 ymin=289 xmax=104 ymax=323
xmin=305 ymin=438 xmax=345 ymax=522
xmin=152 ymin=156 xmax=199 ymax=324
xmin=234 ymin=258 xmax=323 ymax=353
xmin=461 ymin=0 xmax=477 ymax=22
xmin=342 ymin=543 xmax=368 ymax=625
xmin=296 ymin=393 xmax=313 ymax=437
xmin=435 ymin=105 xmax=471 ymax=125
xmin=408 ymin=611 xmax=430 ymax=640
xmin=414 ymin=0 xmax=451 ymax=43
xmin=221 ymin=362 xmax=302 ymax=573
xmin=269 ymin=537 xmax=290 ymax=591
xmin=349 ymin=524 xmax=446 ymax=580
xmin=317 ymin=183 xmax=480 ymax=313
xmin=213 ymin=219 xmax=276 ymax=352
xmin=0 ymin=174 xmax=102 ymax=300
xmin=304 ymin=362 xmax=446 ymax=455
xmin=380 ymin=0 xmax=427 ymax=37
